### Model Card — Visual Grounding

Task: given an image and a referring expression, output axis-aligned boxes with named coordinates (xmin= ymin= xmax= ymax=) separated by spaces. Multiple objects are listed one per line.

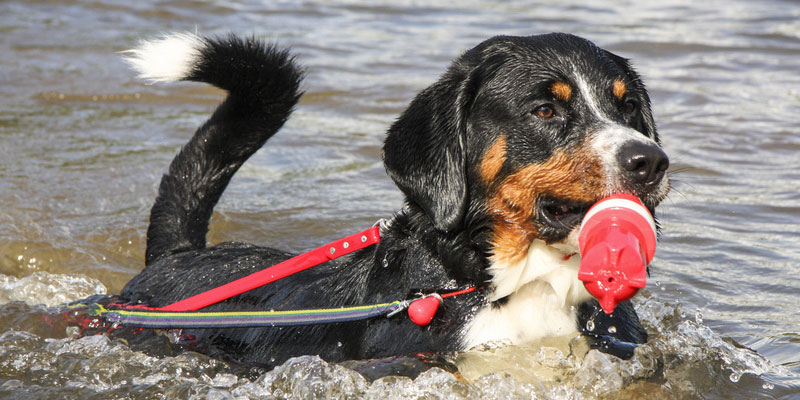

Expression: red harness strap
xmin=159 ymin=226 xmax=381 ymax=311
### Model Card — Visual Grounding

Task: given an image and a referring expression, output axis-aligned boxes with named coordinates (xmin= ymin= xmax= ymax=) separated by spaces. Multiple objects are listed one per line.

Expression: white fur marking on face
xmin=574 ymin=73 xmax=665 ymax=194
xmin=592 ymin=125 xmax=654 ymax=192
xmin=463 ymin=240 xmax=593 ymax=349
xmin=575 ymin=74 xmax=612 ymax=124
xmin=120 ymin=32 xmax=205 ymax=83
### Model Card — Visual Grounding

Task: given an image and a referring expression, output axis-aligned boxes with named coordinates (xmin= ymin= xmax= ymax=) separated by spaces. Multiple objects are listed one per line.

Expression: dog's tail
xmin=122 ymin=33 xmax=304 ymax=266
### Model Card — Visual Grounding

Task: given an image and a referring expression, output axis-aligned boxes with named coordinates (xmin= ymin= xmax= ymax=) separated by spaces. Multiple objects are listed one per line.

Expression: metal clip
xmin=428 ymin=293 xmax=444 ymax=303
xmin=373 ymin=217 xmax=394 ymax=233
xmin=386 ymin=300 xmax=409 ymax=318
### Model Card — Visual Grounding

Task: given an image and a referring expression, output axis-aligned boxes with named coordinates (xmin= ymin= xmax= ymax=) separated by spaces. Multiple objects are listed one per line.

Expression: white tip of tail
xmin=121 ymin=33 xmax=205 ymax=83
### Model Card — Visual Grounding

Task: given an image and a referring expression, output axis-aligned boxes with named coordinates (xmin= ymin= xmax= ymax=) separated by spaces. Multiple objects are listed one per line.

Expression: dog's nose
xmin=618 ymin=141 xmax=669 ymax=189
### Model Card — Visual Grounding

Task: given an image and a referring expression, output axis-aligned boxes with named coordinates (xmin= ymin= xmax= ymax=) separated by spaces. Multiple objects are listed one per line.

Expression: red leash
xmin=159 ymin=226 xmax=381 ymax=311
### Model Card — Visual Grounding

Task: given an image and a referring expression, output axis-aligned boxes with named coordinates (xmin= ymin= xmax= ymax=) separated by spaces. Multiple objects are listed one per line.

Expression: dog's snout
xmin=618 ymin=141 xmax=669 ymax=189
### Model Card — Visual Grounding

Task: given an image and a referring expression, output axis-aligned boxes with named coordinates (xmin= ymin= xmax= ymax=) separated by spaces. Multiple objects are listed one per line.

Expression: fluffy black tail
xmin=122 ymin=33 xmax=304 ymax=265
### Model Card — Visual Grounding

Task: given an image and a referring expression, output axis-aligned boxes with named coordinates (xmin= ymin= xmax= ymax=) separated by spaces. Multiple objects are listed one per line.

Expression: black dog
xmin=119 ymin=32 xmax=669 ymax=368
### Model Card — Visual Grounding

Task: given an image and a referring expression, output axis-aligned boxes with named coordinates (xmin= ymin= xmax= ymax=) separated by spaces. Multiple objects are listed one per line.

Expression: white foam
xmin=0 ymin=271 xmax=106 ymax=307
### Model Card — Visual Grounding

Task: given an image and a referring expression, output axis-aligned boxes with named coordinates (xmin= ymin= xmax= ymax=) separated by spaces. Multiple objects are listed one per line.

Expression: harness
xmin=82 ymin=223 xmax=478 ymax=329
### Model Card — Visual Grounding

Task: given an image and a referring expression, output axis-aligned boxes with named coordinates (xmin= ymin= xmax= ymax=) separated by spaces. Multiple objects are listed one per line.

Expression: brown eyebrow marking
xmin=550 ymin=81 xmax=572 ymax=102
xmin=479 ymin=135 xmax=507 ymax=185
xmin=613 ymin=79 xmax=627 ymax=100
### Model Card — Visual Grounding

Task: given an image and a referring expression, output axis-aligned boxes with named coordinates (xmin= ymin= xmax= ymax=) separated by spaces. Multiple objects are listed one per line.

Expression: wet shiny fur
xmin=120 ymin=32 xmax=669 ymax=368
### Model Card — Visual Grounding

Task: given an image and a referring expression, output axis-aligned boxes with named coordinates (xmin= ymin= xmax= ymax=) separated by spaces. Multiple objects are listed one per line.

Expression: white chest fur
xmin=462 ymin=239 xmax=593 ymax=349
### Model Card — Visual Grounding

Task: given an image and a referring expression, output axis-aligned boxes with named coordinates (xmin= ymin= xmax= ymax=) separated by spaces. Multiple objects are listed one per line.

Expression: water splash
xmin=0 ymin=272 xmax=107 ymax=307
xmin=694 ymin=309 xmax=703 ymax=324
xmin=0 ymin=296 xmax=796 ymax=399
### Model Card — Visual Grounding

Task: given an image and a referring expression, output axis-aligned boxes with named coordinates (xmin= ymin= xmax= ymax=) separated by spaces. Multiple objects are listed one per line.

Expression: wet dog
xmin=119 ymin=32 xmax=669 ymax=368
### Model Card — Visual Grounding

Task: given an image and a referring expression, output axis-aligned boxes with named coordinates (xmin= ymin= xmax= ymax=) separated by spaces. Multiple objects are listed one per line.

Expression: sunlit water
xmin=1 ymin=0 xmax=799 ymax=398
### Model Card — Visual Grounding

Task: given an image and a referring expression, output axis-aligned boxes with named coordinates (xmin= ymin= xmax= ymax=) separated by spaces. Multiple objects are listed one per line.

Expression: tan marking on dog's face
xmin=486 ymin=144 xmax=606 ymax=264
xmin=613 ymin=79 xmax=627 ymax=100
xmin=479 ymin=135 xmax=507 ymax=185
xmin=551 ymin=81 xmax=572 ymax=102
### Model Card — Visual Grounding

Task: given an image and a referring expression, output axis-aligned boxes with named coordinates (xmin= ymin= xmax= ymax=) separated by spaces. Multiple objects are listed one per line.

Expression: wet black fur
xmin=121 ymin=33 xmax=651 ymax=369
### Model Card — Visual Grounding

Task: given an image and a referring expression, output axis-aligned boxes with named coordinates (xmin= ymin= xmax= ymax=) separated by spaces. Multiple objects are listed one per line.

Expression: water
xmin=1 ymin=0 xmax=799 ymax=398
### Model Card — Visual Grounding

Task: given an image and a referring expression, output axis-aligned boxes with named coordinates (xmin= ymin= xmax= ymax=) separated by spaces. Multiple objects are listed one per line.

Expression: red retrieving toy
xmin=578 ymin=193 xmax=657 ymax=314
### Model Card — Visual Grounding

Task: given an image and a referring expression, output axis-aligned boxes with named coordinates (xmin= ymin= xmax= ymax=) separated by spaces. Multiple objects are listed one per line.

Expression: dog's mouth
xmin=536 ymin=194 xmax=661 ymax=241
xmin=537 ymin=195 xmax=594 ymax=233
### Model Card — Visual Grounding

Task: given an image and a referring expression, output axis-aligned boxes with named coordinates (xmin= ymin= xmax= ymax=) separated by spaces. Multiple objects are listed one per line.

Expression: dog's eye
xmin=623 ymin=99 xmax=638 ymax=114
xmin=532 ymin=104 xmax=555 ymax=119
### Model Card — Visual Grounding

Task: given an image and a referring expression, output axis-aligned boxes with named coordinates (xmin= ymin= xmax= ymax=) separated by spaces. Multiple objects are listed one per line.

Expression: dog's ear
xmin=383 ymin=56 xmax=485 ymax=232
xmin=604 ymin=50 xmax=659 ymax=143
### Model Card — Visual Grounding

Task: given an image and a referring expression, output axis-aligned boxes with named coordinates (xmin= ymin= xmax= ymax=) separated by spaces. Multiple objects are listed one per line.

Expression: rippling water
xmin=1 ymin=0 xmax=799 ymax=398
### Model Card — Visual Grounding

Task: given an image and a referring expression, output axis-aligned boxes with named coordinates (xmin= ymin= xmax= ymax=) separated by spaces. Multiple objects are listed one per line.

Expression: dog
xmin=118 ymin=32 xmax=670 ymax=369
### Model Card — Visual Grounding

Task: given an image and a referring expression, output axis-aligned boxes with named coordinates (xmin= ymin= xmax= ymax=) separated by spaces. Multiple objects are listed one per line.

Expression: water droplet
xmin=695 ymin=310 xmax=703 ymax=324
xmin=586 ymin=320 xmax=595 ymax=332
xmin=729 ymin=372 xmax=741 ymax=383
xmin=608 ymin=325 xmax=616 ymax=334
xmin=382 ymin=256 xmax=389 ymax=268
xmin=655 ymin=281 xmax=660 ymax=286
xmin=337 ymin=341 xmax=342 ymax=347
xmin=569 ymin=306 xmax=575 ymax=311
xmin=762 ymin=382 xmax=774 ymax=390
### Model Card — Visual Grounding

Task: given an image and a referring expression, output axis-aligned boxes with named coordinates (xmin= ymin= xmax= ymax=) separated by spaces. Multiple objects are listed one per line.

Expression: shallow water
xmin=1 ymin=0 xmax=799 ymax=398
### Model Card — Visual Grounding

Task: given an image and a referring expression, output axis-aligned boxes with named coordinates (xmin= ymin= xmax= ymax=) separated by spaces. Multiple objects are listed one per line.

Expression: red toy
xmin=407 ymin=294 xmax=443 ymax=326
xmin=578 ymin=194 xmax=656 ymax=314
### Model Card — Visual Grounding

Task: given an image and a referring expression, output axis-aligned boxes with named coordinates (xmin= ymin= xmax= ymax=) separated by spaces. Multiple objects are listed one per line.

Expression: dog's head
xmin=384 ymin=33 xmax=669 ymax=290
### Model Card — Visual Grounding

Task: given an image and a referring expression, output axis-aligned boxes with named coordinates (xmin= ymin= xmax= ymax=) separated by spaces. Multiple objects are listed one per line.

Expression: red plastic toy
xmin=407 ymin=294 xmax=443 ymax=326
xmin=578 ymin=193 xmax=656 ymax=314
